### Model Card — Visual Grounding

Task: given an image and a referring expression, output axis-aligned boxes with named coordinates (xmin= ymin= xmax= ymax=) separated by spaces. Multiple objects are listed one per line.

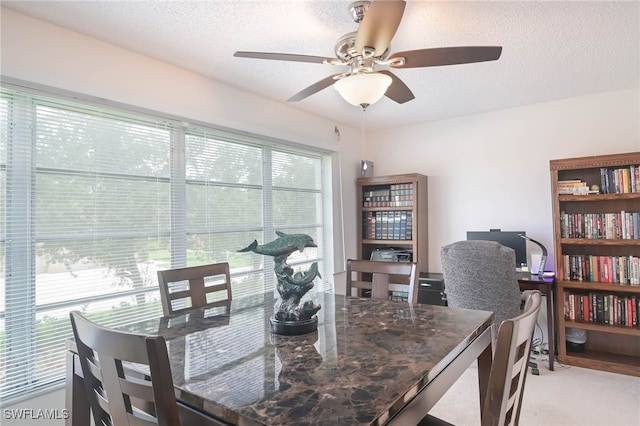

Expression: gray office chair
xmin=440 ymin=240 xmax=522 ymax=329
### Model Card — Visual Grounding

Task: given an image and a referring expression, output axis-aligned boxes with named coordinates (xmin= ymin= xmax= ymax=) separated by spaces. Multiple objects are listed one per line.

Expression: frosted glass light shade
xmin=334 ymin=73 xmax=392 ymax=108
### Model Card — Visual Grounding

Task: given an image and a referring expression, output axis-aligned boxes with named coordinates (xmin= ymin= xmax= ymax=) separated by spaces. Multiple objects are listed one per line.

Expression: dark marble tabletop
xmin=119 ymin=292 xmax=493 ymax=426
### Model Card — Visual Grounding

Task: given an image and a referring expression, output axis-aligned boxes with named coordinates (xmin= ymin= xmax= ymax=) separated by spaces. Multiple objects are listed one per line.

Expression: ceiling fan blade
xmin=287 ymin=74 xmax=341 ymax=102
xmin=390 ymin=46 xmax=502 ymax=68
xmin=355 ymin=0 xmax=406 ymax=57
xmin=234 ymin=51 xmax=335 ymax=64
xmin=378 ymin=70 xmax=414 ymax=104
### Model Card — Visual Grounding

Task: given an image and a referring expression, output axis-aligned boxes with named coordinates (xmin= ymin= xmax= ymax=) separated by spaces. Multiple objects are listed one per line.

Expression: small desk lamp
xmin=519 ymin=235 xmax=547 ymax=275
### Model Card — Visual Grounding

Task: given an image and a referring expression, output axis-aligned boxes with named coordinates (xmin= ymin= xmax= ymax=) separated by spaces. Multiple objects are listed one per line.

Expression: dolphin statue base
xmin=238 ymin=232 xmax=321 ymax=335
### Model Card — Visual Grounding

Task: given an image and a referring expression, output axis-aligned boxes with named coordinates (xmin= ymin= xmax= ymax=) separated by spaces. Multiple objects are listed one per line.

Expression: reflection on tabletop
xmin=110 ymin=291 xmax=494 ymax=425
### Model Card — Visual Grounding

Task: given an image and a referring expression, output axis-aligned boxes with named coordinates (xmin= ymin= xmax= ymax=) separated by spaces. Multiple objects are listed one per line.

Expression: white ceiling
xmin=3 ymin=1 xmax=639 ymax=131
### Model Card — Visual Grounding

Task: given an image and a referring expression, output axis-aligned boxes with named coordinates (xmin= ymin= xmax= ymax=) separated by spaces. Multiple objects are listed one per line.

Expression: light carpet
xmin=428 ymin=359 xmax=640 ymax=426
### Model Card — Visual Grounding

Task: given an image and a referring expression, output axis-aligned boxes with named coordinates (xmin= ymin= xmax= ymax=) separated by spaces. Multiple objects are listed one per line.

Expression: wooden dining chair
xmin=420 ymin=290 xmax=542 ymax=426
xmin=69 ymin=310 xmax=180 ymax=426
xmin=346 ymin=259 xmax=418 ymax=304
xmin=157 ymin=262 xmax=232 ymax=316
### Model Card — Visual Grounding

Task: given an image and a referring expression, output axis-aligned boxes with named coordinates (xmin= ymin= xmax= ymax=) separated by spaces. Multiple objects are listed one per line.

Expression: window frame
xmin=0 ymin=82 xmax=334 ymax=404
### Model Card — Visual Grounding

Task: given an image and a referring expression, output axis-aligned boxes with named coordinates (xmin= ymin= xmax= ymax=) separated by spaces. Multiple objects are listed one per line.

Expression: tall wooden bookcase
xmin=356 ymin=173 xmax=428 ymax=302
xmin=550 ymin=152 xmax=640 ymax=376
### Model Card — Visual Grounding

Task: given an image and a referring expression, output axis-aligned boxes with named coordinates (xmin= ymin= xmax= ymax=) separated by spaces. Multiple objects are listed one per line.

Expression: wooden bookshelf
xmin=356 ymin=173 xmax=428 ymax=302
xmin=550 ymin=152 xmax=640 ymax=377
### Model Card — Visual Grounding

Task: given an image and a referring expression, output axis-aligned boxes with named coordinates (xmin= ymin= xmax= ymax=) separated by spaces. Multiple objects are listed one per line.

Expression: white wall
xmin=368 ymin=88 xmax=640 ymax=273
xmin=2 ymin=388 xmax=66 ymax=426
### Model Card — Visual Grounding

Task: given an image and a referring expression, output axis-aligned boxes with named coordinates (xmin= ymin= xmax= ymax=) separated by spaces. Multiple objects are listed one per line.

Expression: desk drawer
xmin=418 ymin=273 xmax=447 ymax=306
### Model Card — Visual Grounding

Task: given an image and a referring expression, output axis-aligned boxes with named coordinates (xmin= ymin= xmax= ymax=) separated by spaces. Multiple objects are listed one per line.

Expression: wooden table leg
xmin=546 ymin=282 xmax=555 ymax=371
xmin=477 ymin=334 xmax=493 ymax=422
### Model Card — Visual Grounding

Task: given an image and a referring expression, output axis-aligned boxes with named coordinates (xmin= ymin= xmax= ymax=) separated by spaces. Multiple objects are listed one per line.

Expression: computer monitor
xmin=466 ymin=230 xmax=527 ymax=269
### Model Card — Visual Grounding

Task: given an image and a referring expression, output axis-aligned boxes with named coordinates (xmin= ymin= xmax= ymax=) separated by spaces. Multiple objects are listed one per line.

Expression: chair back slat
xmin=69 ymin=311 xmax=180 ymax=426
xmin=95 ymin=389 xmax=111 ymax=414
xmin=126 ymin=412 xmax=159 ymax=426
xmin=119 ymin=377 xmax=155 ymax=402
xmin=86 ymin=358 xmax=103 ymax=382
xmin=346 ymin=259 xmax=418 ymax=303
xmin=157 ymin=262 xmax=232 ymax=316
xmin=371 ymin=272 xmax=392 ymax=300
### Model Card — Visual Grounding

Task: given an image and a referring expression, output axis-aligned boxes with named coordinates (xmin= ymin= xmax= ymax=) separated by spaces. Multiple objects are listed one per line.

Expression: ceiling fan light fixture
xmin=334 ymin=72 xmax=392 ymax=109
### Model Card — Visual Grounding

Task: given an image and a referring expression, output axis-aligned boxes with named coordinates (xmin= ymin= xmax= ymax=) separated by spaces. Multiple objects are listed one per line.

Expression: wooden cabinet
xmin=550 ymin=152 xmax=640 ymax=376
xmin=356 ymin=173 xmax=428 ymax=302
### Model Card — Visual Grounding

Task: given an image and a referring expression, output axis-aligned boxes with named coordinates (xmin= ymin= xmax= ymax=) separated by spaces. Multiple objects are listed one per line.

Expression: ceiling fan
xmin=234 ymin=0 xmax=502 ymax=109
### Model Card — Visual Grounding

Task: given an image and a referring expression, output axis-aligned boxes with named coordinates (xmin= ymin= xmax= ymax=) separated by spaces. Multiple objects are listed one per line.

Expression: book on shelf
xmin=389 ymin=183 xmax=414 ymax=207
xmin=560 ymin=211 xmax=640 ymax=239
xmin=390 ymin=291 xmax=409 ymax=302
xmin=600 ymin=165 xmax=640 ymax=194
xmin=363 ymin=183 xmax=415 ymax=207
xmin=405 ymin=211 xmax=413 ymax=240
xmin=558 ymin=180 xmax=589 ymax=195
xmin=363 ymin=210 xmax=413 ymax=240
xmin=564 ymin=291 xmax=639 ymax=328
xmin=562 ymin=254 xmax=640 ymax=284
xmin=381 ymin=212 xmax=389 ymax=239
xmin=363 ymin=188 xmax=390 ymax=207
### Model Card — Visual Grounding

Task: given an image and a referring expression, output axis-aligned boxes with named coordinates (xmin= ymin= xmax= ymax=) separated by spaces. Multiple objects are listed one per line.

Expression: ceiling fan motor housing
xmin=349 ymin=1 xmax=371 ymax=23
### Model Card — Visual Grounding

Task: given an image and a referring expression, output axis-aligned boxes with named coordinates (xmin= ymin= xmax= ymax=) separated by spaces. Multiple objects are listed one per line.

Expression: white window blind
xmin=0 ymin=86 xmax=332 ymax=403
xmin=184 ymin=130 xmax=330 ymax=299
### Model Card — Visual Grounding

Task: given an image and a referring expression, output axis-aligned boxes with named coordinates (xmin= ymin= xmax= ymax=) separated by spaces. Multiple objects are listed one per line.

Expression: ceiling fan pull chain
xmin=361 ymin=109 xmax=367 ymax=165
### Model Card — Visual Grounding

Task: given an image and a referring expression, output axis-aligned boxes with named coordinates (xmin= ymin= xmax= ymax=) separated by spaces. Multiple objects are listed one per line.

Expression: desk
xmin=66 ymin=292 xmax=494 ymax=425
xmin=517 ymin=273 xmax=556 ymax=371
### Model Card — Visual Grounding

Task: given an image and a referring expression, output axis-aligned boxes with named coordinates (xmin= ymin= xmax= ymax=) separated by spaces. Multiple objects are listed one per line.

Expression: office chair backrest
xmin=69 ymin=311 xmax=180 ymax=426
xmin=157 ymin=262 xmax=232 ymax=316
xmin=441 ymin=240 xmax=522 ymax=327
xmin=346 ymin=259 xmax=418 ymax=303
xmin=483 ymin=290 xmax=542 ymax=426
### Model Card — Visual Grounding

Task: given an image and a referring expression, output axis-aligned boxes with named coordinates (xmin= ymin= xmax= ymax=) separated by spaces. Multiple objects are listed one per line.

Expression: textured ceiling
xmin=3 ymin=1 xmax=639 ymax=131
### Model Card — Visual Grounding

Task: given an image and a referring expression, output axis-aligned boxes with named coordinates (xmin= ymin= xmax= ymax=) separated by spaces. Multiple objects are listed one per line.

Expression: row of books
xmin=363 ymin=211 xmax=413 ymax=240
xmin=362 ymin=290 xmax=410 ymax=302
xmin=600 ymin=166 xmax=640 ymax=194
xmin=557 ymin=180 xmax=596 ymax=195
xmin=564 ymin=291 xmax=638 ymax=328
xmin=363 ymin=183 xmax=414 ymax=207
xmin=562 ymin=254 xmax=640 ymax=285
xmin=560 ymin=211 xmax=640 ymax=239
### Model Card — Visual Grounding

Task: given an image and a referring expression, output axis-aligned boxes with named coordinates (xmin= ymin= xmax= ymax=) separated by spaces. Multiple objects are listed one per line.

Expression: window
xmin=0 ymin=85 xmax=333 ymax=402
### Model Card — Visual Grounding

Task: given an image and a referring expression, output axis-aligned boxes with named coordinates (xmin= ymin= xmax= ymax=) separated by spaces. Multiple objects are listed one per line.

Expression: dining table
xmin=66 ymin=291 xmax=494 ymax=425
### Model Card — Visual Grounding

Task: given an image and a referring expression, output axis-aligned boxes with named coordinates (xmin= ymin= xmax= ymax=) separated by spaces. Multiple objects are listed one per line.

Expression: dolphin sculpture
xmin=279 ymin=262 xmax=322 ymax=286
xmin=238 ymin=231 xmax=322 ymax=331
xmin=238 ymin=231 xmax=317 ymax=258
